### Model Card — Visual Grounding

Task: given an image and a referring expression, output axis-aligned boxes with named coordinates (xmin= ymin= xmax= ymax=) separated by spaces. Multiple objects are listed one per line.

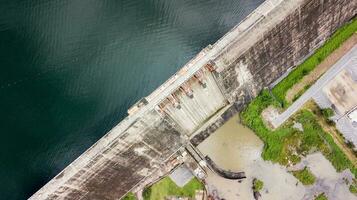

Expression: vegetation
xmin=349 ymin=179 xmax=357 ymax=195
xmin=240 ymin=17 xmax=357 ymax=170
xmin=253 ymin=178 xmax=264 ymax=192
xmin=122 ymin=192 xmax=137 ymax=200
xmin=143 ymin=177 xmax=203 ymax=200
xmin=241 ymin=91 xmax=320 ymax=165
xmin=314 ymin=193 xmax=328 ymax=200
xmin=291 ymin=167 xmax=316 ymax=185
xmin=238 ymin=14 xmax=357 ymax=200
xmin=240 ymin=90 xmax=357 ymax=176
xmin=304 ymin=101 xmax=357 ymax=164
xmin=292 ymin=84 xmax=311 ymax=102
xmin=350 ymin=184 xmax=357 ymax=195
xmin=321 ymin=108 xmax=334 ymax=119
xmin=272 ymin=17 xmax=357 ymax=107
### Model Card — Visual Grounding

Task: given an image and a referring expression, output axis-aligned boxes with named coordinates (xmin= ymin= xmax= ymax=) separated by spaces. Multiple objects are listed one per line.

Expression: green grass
xmin=272 ymin=17 xmax=357 ymax=106
xmin=240 ymin=90 xmax=357 ymax=177
xmin=122 ymin=192 xmax=137 ymax=200
xmin=143 ymin=177 xmax=203 ymax=200
xmin=291 ymin=167 xmax=316 ymax=185
xmin=315 ymin=193 xmax=328 ymax=200
xmin=253 ymin=179 xmax=264 ymax=192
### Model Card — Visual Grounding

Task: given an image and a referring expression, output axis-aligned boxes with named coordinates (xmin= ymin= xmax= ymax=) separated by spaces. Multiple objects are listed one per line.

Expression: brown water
xmin=198 ymin=114 xmax=262 ymax=171
xmin=198 ymin=114 xmax=306 ymax=200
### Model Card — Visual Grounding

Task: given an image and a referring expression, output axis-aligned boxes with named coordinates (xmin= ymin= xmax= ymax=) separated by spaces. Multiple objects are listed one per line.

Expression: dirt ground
xmin=261 ymin=105 xmax=280 ymax=129
xmin=286 ymin=34 xmax=357 ymax=103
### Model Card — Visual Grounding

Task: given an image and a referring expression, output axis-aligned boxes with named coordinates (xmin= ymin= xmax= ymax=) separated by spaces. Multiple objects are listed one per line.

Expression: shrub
xmin=321 ymin=108 xmax=334 ymax=119
xmin=350 ymin=184 xmax=357 ymax=194
xmin=350 ymin=179 xmax=357 ymax=195
xmin=122 ymin=192 xmax=137 ymax=200
xmin=315 ymin=193 xmax=328 ymax=200
xmin=253 ymin=179 xmax=264 ymax=192
xmin=346 ymin=140 xmax=356 ymax=149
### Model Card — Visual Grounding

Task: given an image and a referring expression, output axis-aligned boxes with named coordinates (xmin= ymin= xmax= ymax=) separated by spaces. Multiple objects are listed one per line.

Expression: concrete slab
xmin=323 ymin=69 xmax=357 ymax=115
xmin=169 ymin=165 xmax=194 ymax=187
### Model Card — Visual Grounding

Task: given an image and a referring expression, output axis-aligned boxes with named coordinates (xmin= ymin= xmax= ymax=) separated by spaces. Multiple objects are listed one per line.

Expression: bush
xmin=142 ymin=188 xmax=152 ymax=200
xmin=253 ymin=179 xmax=264 ymax=192
xmin=346 ymin=140 xmax=356 ymax=149
xmin=315 ymin=193 xmax=328 ymax=200
xmin=321 ymin=108 xmax=334 ymax=119
xmin=122 ymin=192 xmax=137 ymax=200
xmin=326 ymin=119 xmax=336 ymax=126
xmin=350 ymin=184 xmax=357 ymax=195
xmin=350 ymin=179 xmax=357 ymax=195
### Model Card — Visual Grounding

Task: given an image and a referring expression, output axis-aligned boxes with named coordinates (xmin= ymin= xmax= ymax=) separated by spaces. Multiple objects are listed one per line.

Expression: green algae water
xmin=0 ymin=0 xmax=263 ymax=199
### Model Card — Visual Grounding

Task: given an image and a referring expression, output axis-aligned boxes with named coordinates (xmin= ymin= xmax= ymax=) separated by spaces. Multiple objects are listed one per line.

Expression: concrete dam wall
xmin=30 ymin=0 xmax=356 ymax=199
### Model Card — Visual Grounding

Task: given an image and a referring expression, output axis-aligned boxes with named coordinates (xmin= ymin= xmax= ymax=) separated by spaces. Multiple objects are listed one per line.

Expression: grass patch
xmin=315 ymin=193 xmax=328 ymax=200
xmin=122 ymin=192 xmax=137 ymax=200
xmin=143 ymin=177 xmax=203 ymax=200
xmin=272 ymin=17 xmax=357 ymax=106
xmin=240 ymin=90 xmax=357 ymax=177
xmin=291 ymin=167 xmax=316 ymax=185
xmin=253 ymin=178 xmax=264 ymax=192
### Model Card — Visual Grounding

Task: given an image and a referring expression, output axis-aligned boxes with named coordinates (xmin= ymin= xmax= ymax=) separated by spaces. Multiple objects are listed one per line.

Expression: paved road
xmin=271 ymin=45 xmax=357 ymax=128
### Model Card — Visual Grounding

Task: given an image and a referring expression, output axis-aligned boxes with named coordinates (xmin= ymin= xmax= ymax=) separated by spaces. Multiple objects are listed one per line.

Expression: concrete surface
xmin=323 ymin=69 xmax=357 ymax=115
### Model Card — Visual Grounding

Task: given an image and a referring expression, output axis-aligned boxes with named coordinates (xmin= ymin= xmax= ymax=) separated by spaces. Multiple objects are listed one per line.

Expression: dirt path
xmin=286 ymin=34 xmax=357 ymax=103
xmin=304 ymin=101 xmax=357 ymax=167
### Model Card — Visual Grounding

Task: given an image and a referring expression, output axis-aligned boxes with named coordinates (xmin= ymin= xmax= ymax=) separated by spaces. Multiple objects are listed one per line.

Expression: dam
xmin=30 ymin=0 xmax=356 ymax=199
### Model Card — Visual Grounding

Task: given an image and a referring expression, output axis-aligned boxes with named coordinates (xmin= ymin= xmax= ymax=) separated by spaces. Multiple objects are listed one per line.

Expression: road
xmin=271 ymin=45 xmax=357 ymax=128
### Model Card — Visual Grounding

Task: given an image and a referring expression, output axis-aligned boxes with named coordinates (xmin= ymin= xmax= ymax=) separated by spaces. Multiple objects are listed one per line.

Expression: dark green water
xmin=0 ymin=0 xmax=263 ymax=199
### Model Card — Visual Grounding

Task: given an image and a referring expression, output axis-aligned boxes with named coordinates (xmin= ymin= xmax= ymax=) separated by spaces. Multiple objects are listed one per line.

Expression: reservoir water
xmin=0 ymin=0 xmax=263 ymax=199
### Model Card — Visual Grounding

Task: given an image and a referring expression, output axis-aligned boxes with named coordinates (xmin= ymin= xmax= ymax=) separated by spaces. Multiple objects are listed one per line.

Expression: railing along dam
xmin=30 ymin=0 xmax=356 ymax=199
